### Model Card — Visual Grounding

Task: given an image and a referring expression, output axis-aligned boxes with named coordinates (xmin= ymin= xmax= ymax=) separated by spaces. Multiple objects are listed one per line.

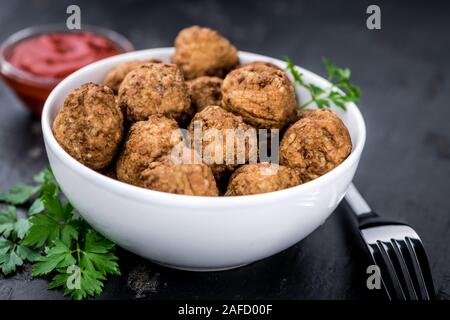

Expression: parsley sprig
xmin=0 ymin=168 xmax=120 ymax=300
xmin=32 ymin=227 xmax=119 ymax=300
xmin=284 ymin=57 xmax=361 ymax=111
xmin=0 ymin=206 xmax=39 ymax=274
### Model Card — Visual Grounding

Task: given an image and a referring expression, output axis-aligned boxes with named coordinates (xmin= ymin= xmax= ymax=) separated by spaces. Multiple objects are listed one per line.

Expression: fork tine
xmin=377 ymin=240 xmax=413 ymax=300
xmin=394 ymin=239 xmax=426 ymax=299
xmin=344 ymin=185 xmax=436 ymax=300
xmin=369 ymin=241 xmax=406 ymax=300
xmin=405 ymin=237 xmax=435 ymax=299
xmin=367 ymin=243 xmax=392 ymax=299
xmin=390 ymin=239 xmax=418 ymax=299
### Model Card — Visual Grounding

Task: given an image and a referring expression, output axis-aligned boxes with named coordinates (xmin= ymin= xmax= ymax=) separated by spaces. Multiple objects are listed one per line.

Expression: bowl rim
xmin=0 ymin=23 xmax=134 ymax=86
xmin=41 ymin=47 xmax=366 ymax=208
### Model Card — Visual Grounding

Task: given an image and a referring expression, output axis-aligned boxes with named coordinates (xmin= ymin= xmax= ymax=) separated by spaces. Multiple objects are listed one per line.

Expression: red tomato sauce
xmin=1 ymin=32 xmax=123 ymax=116
xmin=8 ymin=32 xmax=120 ymax=79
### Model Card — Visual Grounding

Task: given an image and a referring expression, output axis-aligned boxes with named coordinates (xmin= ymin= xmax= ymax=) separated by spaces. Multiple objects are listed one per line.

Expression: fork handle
xmin=344 ymin=183 xmax=403 ymax=228
xmin=342 ymin=196 xmax=379 ymax=227
xmin=344 ymin=183 xmax=372 ymax=216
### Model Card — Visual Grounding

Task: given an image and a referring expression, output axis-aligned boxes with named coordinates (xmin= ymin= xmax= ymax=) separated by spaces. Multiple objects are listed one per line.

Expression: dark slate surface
xmin=0 ymin=0 xmax=449 ymax=300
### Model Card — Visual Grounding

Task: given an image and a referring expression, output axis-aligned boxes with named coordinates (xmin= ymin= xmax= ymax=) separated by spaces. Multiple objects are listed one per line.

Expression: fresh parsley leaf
xmin=0 ymin=238 xmax=39 ymax=275
xmin=323 ymin=57 xmax=351 ymax=81
xmin=0 ymin=205 xmax=38 ymax=275
xmin=1 ymin=167 xmax=120 ymax=300
xmin=23 ymin=194 xmax=78 ymax=247
xmin=32 ymin=240 xmax=76 ymax=276
xmin=39 ymin=181 xmax=59 ymax=198
xmin=28 ymin=198 xmax=44 ymax=215
xmin=0 ymin=239 xmax=23 ymax=275
xmin=0 ymin=184 xmax=39 ymax=205
xmin=34 ymin=230 xmax=119 ymax=300
xmin=23 ymin=212 xmax=78 ymax=248
xmin=80 ymin=230 xmax=120 ymax=275
xmin=33 ymin=168 xmax=56 ymax=185
xmin=15 ymin=244 xmax=40 ymax=262
xmin=14 ymin=219 xmax=31 ymax=239
xmin=308 ymin=84 xmax=324 ymax=96
xmin=0 ymin=206 xmax=30 ymax=239
xmin=316 ymin=98 xmax=330 ymax=109
xmin=284 ymin=56 xmax=361 ymax=111
xmin=28 ymin=181 xmax=59 ymax=216
xmin=283 ymin=56 xmax=305 ymax=85
xmin=49 ymin=267 xmax=106 ymax=300
xmin=0 ymin=206 xmax=17 ymax=238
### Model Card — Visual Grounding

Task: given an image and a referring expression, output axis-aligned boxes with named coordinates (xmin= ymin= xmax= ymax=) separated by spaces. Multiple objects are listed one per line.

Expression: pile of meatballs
xmin=52 ymin=26 xmax=352 ymax=197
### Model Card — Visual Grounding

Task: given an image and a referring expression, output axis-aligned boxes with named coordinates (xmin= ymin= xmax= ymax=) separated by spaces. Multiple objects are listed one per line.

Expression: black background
xmin=0 ymin=0 xmax=449 ymax=300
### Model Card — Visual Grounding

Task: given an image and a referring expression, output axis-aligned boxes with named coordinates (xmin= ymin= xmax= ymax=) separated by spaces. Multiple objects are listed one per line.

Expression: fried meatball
xmin=141 ymin=155 xmax=219 ymax=196
xmin=222 ymin=63 xmax=297 ymax=129
xmin=280 ymin=109 xmax=352 ymax=182
xmin=118 ymin=63 xmax=191 ymax=123
xmin=53 ymin=83 xmax=123 ymax=170
xmin=237 ymin=61 xmax=281 ymax=71
xmin=103 ymin=59 xmax=161 ymax=93
xmin=172 ymin=26 xmax=239 ymax=80
xmin=225 ymin=163 xmax=302 ymax=196
xmin=116 ymin=115 xmax=183 ymax=186
xmin=188 ymin=105 xmax=257 ymax=179
xmin=187 ymin=76 xmax=223 ymax=112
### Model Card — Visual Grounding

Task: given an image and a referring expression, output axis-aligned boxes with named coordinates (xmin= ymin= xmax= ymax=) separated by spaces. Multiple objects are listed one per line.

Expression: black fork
xmin=343 ymin=183 xmax=435 ymax=300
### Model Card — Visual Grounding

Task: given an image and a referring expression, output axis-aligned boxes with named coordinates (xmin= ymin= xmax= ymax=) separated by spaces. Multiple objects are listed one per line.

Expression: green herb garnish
xmin=0 ymin=168 xmax=120 ymax=300
xmin=0 ymin=184 xmax=40 ymax=205
xmin=0 ymin=206 xmax=39 ymax=274
xmin=284 ymin=56 xmax=361 ymax=111
xmin=32 ymin=227 xmax=120 ymax=300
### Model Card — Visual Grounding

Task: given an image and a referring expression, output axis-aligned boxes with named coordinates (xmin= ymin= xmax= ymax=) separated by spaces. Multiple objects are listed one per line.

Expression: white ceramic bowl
xmin=42 ymin=48 xmax=366 ymax=271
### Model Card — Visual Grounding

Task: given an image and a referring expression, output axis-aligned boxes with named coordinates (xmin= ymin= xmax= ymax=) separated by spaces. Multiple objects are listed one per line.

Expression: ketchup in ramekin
xmin=0 ymin=25 xmax=133 ymax=116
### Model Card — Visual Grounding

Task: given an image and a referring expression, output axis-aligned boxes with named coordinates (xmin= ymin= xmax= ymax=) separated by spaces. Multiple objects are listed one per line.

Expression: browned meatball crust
xmin=237 ymin=61 xmax=281 ymax=71
xmin=141 ymin=155 xmax=219 ymax=196
xmin=52 ymin=83 xmax=123 ymax=170
xmin=280 ymin=109 xmax=352 ymax=182
xmin=225 ymin=163 xmax=302 ymax=196
xmin=221 ymin=63 xmax=297 ymax=129
xmin=118 ymin=63 xmax=191 ymax=123
xmin=116 ymin=115 xmax=183 ymax=186
xmin=188 ymin=105 xmax=257 ymax=179
xmin=172 ymin=26 xmax=239 ymax=80
xmin=187 ymin=76 xmax=223 ymax=112
xmin=103 ymin=59 xmax=161 ymax=93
